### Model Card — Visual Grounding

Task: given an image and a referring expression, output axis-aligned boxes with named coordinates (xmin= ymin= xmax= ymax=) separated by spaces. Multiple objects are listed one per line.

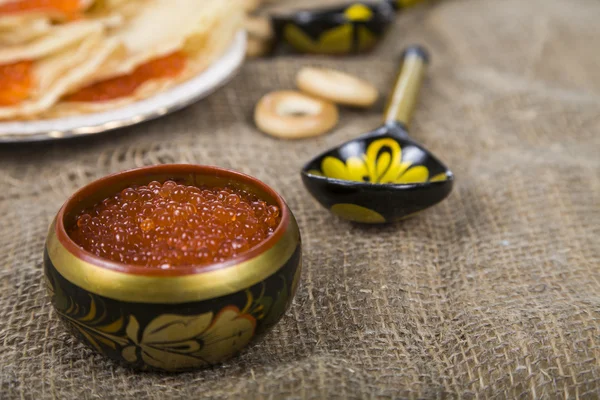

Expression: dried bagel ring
xmin=296 ymin=67 xmax=379 ymax=108
xmin=254 ymin=90 xmax=339 ymax=139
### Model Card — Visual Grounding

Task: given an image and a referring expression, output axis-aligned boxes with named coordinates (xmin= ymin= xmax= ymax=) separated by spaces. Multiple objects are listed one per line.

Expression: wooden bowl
xmin=44 ymin=165 xmax=302 ymax=371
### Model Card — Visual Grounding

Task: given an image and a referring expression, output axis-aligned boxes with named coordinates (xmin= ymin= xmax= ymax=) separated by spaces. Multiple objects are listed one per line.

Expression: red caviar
xmin=0 ymin=61 xmax=34 ymax=106
xmin=65 ymin=52 xmax=187 ymax=102
xmin=68 ymin=181 xmax=282 ymax=269
xmin=0 ymin=0 xmax=82 ymax=19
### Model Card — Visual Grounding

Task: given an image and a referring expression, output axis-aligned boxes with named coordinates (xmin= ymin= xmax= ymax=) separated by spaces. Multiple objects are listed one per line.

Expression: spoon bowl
xmin=301 ymin=46 xmax=454 ymax=223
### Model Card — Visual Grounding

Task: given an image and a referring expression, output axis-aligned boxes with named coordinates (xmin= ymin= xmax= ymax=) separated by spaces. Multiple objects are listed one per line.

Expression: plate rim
xmin=0 ymin=30 xmax=247 ymax=144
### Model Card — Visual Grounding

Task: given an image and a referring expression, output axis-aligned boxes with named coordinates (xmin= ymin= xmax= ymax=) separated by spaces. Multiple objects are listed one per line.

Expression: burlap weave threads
xmin=1 ymin=0 xmax=599 ymax=398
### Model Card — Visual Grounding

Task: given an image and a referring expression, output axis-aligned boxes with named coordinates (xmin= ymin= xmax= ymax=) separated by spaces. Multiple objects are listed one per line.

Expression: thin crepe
xmin=0 ymin=12 xmax=127 ymax=46
xmin=93 ymin=0 xmax=242 ymax=81
xmin=0 ymin=19 xmax=108 ymax=63
xmin=0 ymin=0 xmax=129 ymax=46
xmin=0 ymin=34 xmax=119 ymax=120
xmin=46 ymin=0 xmax=243 ymax=116
xmin=0 ymin=16 xmax=51 ymax=45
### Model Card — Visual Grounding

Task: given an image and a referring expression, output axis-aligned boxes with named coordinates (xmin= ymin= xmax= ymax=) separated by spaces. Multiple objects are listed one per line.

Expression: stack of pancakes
xmin=0 ymin=0 xmax=243 ymax=120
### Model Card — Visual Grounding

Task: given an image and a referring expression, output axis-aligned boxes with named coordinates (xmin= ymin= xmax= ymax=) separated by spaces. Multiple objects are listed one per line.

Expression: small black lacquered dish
xmin=271 ymin=1 xmax=396 ymax=55
xmin=44 ymin=165 xmax=302 ymax=371
xmin=263 ymin=0 xmax=425 ymax=56
xmin=301 ymin=46 xmax=454 ymax=223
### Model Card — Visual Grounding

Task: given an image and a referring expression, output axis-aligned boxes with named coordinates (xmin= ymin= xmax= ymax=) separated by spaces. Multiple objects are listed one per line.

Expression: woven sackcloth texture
xmin=1 ymin=0 xmax=599 ymax=398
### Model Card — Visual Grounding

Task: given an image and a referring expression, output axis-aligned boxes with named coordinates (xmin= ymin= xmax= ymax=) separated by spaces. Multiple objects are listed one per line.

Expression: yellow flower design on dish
xmin=344 ymin=4 xmax=374 ymax=21
xmin=283 ymin=4 xmax=378 ymax=55
xmin=311 ymin=138 xmax=446 ymax=184
xmin=284 ymin=23 xmax=354 ymax=54
xmin=330 ymin=203 xmax=386 ymax=223
xmin=121 ymin=306 xmax=256 ymax=371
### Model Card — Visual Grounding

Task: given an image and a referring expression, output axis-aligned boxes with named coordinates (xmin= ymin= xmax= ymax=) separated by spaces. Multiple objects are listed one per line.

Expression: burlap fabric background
xmin=1 ymin=0 xmax=599 ymax=398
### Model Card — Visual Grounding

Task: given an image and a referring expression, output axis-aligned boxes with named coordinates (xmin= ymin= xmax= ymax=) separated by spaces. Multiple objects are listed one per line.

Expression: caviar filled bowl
xmin=44 ymin=164 xmax=302 ymax=372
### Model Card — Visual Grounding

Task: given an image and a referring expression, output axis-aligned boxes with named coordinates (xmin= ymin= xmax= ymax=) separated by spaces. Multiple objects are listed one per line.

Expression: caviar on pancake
xmin=65 ymin=52 xmax=187 ymax=102
xmin=0 ymin=46 xmax=186 ymax=108
xmin=0 ymin=0 xmax=83 ymax=19
xmin=68 ymin=181 xmax=282 ymax=268
xmin=0 ymin=61 xmax=33 ymax=106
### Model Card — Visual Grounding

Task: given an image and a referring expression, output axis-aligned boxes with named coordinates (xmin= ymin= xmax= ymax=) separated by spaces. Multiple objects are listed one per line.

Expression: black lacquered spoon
xmin=300 ymin=45 xmax=454 ymax=223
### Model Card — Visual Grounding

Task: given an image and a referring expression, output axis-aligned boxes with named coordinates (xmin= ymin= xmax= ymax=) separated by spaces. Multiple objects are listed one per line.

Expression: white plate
xmin=0 ymin=31 xmax=247 ymax=143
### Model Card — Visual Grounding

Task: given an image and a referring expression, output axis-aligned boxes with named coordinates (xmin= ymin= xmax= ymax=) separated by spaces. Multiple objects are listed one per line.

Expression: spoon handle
xmin=383 ymin=45 xmax=429 ymax=128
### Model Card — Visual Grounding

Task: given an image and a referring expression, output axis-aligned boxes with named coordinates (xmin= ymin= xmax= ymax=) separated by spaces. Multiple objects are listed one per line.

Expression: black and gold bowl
xmin=44 ymin=165 xmax=302 ymax=372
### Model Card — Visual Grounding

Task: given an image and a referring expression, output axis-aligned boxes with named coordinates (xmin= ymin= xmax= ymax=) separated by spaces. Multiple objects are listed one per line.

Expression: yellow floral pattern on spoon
xmin=309 ymin=138 xmax=447 ymax=184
